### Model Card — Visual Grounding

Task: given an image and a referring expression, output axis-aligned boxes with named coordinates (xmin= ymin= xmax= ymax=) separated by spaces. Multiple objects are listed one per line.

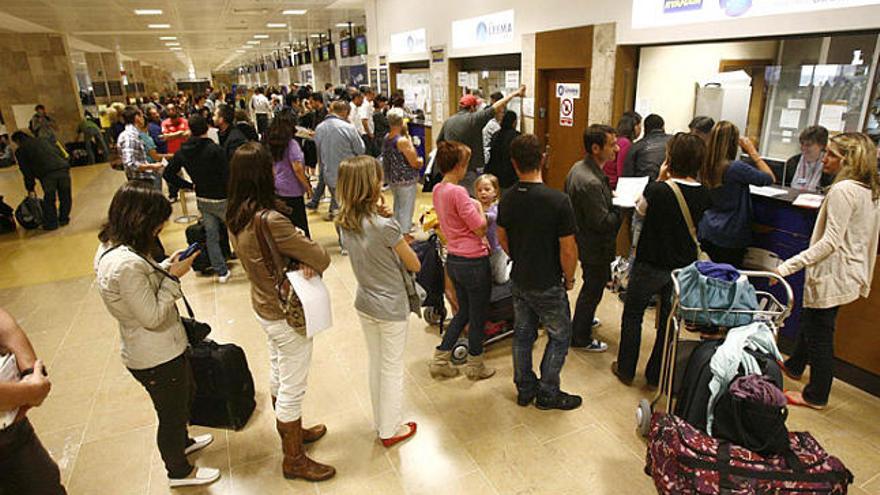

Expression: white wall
xmin=635 ymin=40 xmax=779 ymax=133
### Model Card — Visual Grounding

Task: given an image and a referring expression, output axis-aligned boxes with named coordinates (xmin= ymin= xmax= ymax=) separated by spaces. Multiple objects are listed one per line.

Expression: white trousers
xmin=356 ymin=311 xmax=408 ymax=439
xmin=255 ymin=315 xmax=313 ymax=422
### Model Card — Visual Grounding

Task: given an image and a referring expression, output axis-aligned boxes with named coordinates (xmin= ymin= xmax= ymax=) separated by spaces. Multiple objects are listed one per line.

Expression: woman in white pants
xmin=336 ymin=155 xmax=421 ymax=447
xmin=226 ymin=143 xmax=335 ymax=481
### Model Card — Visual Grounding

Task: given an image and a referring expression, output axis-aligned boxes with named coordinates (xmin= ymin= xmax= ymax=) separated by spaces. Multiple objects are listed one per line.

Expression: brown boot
xmin=429 ymin=350 xmax=460 ymax=379
xmin=272 ymin=396 xmax=326 ymax=443
xmin=464 ymin=354 xmax=495 ymax=381
xmin=276 ymin=419 xmax=336 ymax=481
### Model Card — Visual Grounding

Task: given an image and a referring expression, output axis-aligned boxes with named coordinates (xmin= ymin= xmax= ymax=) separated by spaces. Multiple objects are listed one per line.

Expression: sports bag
xmin=188 ymin=339 xmax=256 ymax=430
xmin=677 ymin=262 xmax=758 ymax=328
xmin=15 ymin=197 xmax=43 ymax=230
xmin=646 ymin=413 xmax=853 ymax=495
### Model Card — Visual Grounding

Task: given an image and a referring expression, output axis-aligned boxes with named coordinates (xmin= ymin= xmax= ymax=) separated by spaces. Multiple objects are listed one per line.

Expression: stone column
xmin=520 ymin=33 xmax=537 ymax=135
xmin=429 ymin=45 xmax=450 ymax=130
xmin=0 ymin=33 xmax=84 ymax=143
xmin=588 ymin=23 xmax=617 ymax=126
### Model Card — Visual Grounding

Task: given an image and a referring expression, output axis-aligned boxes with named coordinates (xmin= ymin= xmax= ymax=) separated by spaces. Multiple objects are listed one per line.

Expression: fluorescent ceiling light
xmin=165 ymin=42 xmax=180 ymax=46
xmin=148 ymin=24 xmax=171 ymax=29
xmin=236 ymin=50 xmax=246 ymax=53
xmin=159 ymin=36 xmax=177 ymax=40
xmin=283 ymin=9 xmax=307 ymax=15
xmin=267 ymin=23 xmax=287 ymax=28
xmin=247 ymin=41 xmax=261 ymax=45
xmin=170 ymin=47 xmax=182 ymax=51
xmin=253 ymin=34 xmax=269 ymax=39
xmin=134 ymin=9 xmax=162 ymax=15
xmin=336 ymin=23 xmax=355 ymax=27
xmin=242 ymin=45 xmax=254 ymax=49
xmin=310 ymin=34 xmax=322 ymax=38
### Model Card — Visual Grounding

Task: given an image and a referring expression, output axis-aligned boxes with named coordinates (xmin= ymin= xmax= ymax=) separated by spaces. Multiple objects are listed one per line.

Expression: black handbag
xmin=713 ymin=377 xmax=791 ymax=456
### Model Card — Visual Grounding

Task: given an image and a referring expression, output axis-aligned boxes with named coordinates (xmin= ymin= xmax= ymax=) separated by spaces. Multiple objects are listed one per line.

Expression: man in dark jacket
xmin=564 ymin=124 xmax=622 ymax=352
xmin=213 ymin=104 xmax=247 ymax=161
xmin=11 ymin=131 xmax=72 ymax=230
xmin=303 ymin=94 xmax=330 ymax=211
xmin=163 ymin=115 xmax=231 ymax=282
xmin=622 ymin=114 xmax=670 ymax=181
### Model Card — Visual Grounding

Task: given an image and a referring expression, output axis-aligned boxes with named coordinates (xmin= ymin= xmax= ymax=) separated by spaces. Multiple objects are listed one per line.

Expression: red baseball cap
xmin=459 ymin=94 xmax=481 ymax=108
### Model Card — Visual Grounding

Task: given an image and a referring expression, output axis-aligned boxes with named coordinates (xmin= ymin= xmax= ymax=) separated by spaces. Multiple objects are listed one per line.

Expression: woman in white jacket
xmin=777 ymin=133 xmax=880 ymax=409
xmin=94 ymin=181 xmax=219 ymax=488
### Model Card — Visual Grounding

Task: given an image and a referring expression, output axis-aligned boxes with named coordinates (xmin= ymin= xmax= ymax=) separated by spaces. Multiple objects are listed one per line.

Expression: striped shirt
xmin=117 ymin=124 xmax=155 ymax=181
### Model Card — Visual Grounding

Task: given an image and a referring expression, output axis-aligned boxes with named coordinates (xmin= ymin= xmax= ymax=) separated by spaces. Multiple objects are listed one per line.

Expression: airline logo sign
xmin=391 ymin=29 xmax=427 ymax=55
xmin=556 ymin=83 xmax=581 ymax=99
xmin=452 ymin=10 xmax=515 ymax=49
xmin=633 ymin=0 xmax=880 ymax=28
xmin=560 ymin=98 xmax=574 ymax=127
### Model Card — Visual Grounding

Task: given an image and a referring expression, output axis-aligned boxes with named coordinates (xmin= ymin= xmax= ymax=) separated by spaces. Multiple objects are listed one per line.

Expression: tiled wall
xmin=0 ymin=34 xmax=83 ymax=143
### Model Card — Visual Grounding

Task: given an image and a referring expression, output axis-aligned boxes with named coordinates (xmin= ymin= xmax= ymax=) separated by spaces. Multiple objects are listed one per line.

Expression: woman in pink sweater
xmin=603 ymin=111 xmax=641 ymax=189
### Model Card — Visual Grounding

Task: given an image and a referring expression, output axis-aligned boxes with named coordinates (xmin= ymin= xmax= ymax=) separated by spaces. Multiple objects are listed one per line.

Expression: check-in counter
xmin=750 ymin=187 xmax=880 ymax=395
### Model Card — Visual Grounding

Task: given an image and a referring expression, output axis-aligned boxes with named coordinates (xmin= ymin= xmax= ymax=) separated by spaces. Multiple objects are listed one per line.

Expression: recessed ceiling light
xmin=267 ymin=23 xmax=287 ymax=28
xmin=165 ymin=42 xmax=180 ymax=46
xmin=159 ymin=36 xmax=177 ymax=40
xmin=247 ymin=40 xmax=260 ymax=45
xmin=148 ymin=24 xmax=171 ymax=29
xmin=253 ymin=34 xmax=269 ymax=39
xmin=282 ymin=9 xmax=307 ymax=15
xmin=134 ymin=9 xmax=162 ymax=15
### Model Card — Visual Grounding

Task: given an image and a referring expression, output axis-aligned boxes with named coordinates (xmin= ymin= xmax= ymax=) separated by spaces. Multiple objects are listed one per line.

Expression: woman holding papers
xmin=612 ymin=133 xmax=711 ymax=387
xmin=776 ymin=132 xmax=880 ymax=410
xmin=226 ymin=143 xmax=335 ymax=482
xmin=698 ymin=121 xmax=775 ymax=267
xmin=336 ymin=155 xmax=421 ymax=448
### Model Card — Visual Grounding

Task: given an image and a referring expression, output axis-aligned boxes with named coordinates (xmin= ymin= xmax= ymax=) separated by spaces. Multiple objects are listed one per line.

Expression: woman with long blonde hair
xmin=777 ymin=132 xmax=880 ymax=409
xmin=698 ymin=121 xmax=776 ymax=266
xmin=336 ymin=155 xmax=421 ymax=447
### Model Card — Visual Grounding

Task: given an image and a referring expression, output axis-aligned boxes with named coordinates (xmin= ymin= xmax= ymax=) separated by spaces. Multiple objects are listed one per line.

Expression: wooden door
xmin=541 ymin=69 xmax=589 ymax=191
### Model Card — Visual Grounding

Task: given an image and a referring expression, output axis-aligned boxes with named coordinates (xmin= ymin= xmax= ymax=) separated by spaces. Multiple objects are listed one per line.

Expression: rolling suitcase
xmin=15 ymin=197 xmax=42 ymax=230
xmin=646 ymin=413 xmax=853 ymax=494
xmin=185 ymin=220 xmax=232 ymax=274
xmin=188 ymin=340 xmax=256 ymax=430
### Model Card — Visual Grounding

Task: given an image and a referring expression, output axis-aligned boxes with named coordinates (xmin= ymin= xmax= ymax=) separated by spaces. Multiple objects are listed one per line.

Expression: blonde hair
xmin=831 ymin=132 xmax=880 ymax=201
xmin=701 ymin=121 xmax=740 ymax=189
xmin=475 ymin=173 xmax=500 ymax=202
xmin=335 ymin=155 xmax=383 ymax=234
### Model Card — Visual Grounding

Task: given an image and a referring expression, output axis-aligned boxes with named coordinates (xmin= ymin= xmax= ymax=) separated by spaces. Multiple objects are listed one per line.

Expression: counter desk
xmin=405 ymin=119 xmax=431 ymax=163
xmin=750 ymin=188 xmax=880 ymax=396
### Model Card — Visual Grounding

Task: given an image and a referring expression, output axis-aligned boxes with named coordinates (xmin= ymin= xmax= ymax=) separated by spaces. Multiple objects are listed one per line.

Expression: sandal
xmin=380 ymin=422 xmax=417 ymax=448
xmin=784 ymin=390 xmax=826 ymax=410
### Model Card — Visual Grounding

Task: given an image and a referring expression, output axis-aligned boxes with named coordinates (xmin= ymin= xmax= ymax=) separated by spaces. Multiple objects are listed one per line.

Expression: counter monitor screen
xmin=355 ymin=35 xmax=368 ymax=56
xmin=340 ymin=38 xmax=352 ymax=58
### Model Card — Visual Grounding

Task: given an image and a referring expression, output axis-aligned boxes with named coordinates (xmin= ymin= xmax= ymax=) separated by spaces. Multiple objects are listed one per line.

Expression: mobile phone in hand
xmin=179 ymin=242 xmax=201 ymax=261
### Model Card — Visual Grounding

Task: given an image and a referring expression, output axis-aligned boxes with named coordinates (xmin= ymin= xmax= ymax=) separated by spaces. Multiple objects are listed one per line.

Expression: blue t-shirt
xmin=698 ymin=160 xmax=773 ymax=249
xmin=139 ymin=131 xmax=157 ymax=163
xmin=148 ymin=121 xmax=167 ymax=154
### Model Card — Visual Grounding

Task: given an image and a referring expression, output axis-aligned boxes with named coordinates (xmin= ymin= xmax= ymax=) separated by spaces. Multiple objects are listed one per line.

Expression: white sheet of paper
xmin=792 ymin=193 xmax=824 ymax=209
xmin=613 ymin=176 xmax=649 ymax=208
xmin=749 ymin=185 xmax=788 ymax=197
xmin=295 ymin=126 xmax=314 ymax=139
xmin=779 ymin=108 xmax=801 ymax=129
xmin=286 ymin=271 xmax=333 ymax=338
xmin=787 ymin=98 xmax=807 ymax=110
xmin=818 ymin=104 xmax=846 ymax=132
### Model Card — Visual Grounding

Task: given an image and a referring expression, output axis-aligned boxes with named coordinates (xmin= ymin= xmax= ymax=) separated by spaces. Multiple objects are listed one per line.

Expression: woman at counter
xmin=776 ymin=132 xmax=880 ymax=410
xmin=784 ymin=125 xmax=832 ymax=192
xmin=603 ymin=111 xmax=641 ymax=190
xmin=698 ymin=121 xmax=776 ymax=266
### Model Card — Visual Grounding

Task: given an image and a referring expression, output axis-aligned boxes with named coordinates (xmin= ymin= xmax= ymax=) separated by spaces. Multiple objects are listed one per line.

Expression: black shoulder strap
xmin=106 ymin=245 xmax=196 ymax=320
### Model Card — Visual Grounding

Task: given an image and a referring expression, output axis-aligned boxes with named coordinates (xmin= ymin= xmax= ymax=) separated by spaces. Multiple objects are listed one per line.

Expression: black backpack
xmin=188 ymin=340 xmax=256 ymax=430
xmin=15 ymin=197 xmax=43 ymax=230
xmin=0 ymin=196 xmax=15 ymax=234
xmin=185 ymin=220 xmax=232 ymax=274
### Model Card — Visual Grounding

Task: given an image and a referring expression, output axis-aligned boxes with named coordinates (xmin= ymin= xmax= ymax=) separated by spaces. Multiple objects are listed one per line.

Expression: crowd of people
xmin=2 ymin=78 xmax=879 ymax=492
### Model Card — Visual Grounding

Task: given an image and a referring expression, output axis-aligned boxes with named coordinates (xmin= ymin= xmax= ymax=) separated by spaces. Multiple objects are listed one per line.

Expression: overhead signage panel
xmin=391 ymin=28 xmax=427 ymax=55
xmin=452 ymin=10 xmax=515 ymax=49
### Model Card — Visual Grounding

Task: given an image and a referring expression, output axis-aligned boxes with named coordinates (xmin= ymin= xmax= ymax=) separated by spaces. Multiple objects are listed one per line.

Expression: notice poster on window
xmin=818 ymin=103 xmax=847 ymax=132
xmin=779 ymin=109 xmax=801 ymax=129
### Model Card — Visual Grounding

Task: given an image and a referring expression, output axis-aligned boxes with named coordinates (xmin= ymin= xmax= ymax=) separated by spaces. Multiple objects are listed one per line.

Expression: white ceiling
xmin=0 ymin=0 xmax=365 ymax=76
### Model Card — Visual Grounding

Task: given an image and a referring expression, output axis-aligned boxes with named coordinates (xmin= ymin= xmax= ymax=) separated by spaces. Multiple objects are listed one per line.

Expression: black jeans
xmin=784 ymin=306 xmax=840 ymax=405
xmin=702 ymin=240 xmax=746 ymax=268
xmin=617 ymin=262 xmax=673 ymax=385
xmin=256 ymin=114 xmax=270 ymax=137
xmin=0 ymin=419 xmax=66 ymax=495
xmin=571 ymin=261 xmax=611 ymax=346
xmin=129 ymin=353 xmax=195 ymax=479
xmin=279 ymin=195 xmax=311 ymax=238
xmin=40 ymin=170 xmax=72 ymax=229
xmin=438 ymin=254 xmax=491 ymax=356
xmin=512 ymin=284 xmax=572 ymax=396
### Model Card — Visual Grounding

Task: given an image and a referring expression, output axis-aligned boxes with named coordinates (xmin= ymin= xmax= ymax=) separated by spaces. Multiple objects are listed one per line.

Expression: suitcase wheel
xmin=423 ymin=306 xmax=446 ymax=325
xmin=636 ymin=398 xmax=652 ymax=437
xmin=451 ymin=338 xmax=468 ymax=365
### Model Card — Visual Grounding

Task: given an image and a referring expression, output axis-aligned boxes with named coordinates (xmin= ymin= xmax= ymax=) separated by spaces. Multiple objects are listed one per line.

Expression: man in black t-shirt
xmin=497 ymin=134 xmax=582 ymax=411
xmin=613 ymin=133 xmax=711 ymax=387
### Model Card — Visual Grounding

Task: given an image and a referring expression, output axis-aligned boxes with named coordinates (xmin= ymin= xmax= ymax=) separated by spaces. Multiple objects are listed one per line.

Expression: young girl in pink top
xmin=429 ymin=141 xmax=495 ymax=381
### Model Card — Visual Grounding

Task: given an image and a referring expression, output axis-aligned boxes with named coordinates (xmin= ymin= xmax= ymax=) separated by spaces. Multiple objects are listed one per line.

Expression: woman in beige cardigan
xmin=776 ymin=133 xmax=880 ymax=409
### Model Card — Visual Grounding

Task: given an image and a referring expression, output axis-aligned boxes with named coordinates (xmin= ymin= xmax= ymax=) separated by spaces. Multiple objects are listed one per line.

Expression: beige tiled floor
xmin=2 ymin=164 xmax=880 ymax=494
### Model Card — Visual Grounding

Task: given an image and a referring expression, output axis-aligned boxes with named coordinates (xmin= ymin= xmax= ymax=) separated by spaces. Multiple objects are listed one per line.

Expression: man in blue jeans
xmin=497 ymin=134 xmax=582 ymax=410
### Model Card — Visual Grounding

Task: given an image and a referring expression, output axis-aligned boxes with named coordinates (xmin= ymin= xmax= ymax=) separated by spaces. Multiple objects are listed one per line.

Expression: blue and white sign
xmin=633 ymin=0 xmax=880 ymax=28
xmin=452 ymin=10 xmax=515 ymax=49
xmin=391 ymin=28 xmax=427 ymax=55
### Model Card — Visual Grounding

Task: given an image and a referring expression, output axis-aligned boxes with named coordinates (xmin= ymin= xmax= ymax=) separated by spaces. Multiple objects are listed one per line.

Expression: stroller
xmin=411 ymin=233 xmax=515 ymax=365
xmin=635 ymin=268 xmax=794 ymax=437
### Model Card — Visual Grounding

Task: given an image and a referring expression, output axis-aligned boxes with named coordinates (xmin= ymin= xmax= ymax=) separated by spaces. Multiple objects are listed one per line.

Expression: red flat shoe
xmin=784 ymin=390 xmax=826 ymax=410
xmin=380 ymin=422 xmax=417 ymax=448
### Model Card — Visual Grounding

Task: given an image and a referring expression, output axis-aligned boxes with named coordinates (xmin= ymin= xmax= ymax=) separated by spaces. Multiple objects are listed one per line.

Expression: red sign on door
xmin=559 ymin=97 xmax=574 ymax=127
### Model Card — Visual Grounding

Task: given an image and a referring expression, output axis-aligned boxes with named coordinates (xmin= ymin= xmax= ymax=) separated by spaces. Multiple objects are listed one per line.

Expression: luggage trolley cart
xmin=635 ymin=269 xmax=794 ymax=437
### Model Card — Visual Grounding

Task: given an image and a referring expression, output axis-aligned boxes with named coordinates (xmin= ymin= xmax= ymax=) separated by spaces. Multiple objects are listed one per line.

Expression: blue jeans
xmin=616 ymin=262 xmax=672 ymax=385
xmin=305 ymin=167 xmax=338 ymax=212
xmin=391 ymin=182 xmax=417 ymax=233
xmin=512 ymin=283 xmax=572 ymax=396
xmin=196 ymin=198 xmax=229 ymax=277
xmin=437 ymin=254 xmax=491 ymax=356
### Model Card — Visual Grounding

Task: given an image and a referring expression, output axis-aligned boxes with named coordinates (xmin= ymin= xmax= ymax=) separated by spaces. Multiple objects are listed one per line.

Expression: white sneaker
xmin=168 ymin=467 xmax=220 ymax=488
xmin=184 ymin=433 xmax=213 ymax=456
xmin=216 ymin=271 xmax=232 ymax=284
